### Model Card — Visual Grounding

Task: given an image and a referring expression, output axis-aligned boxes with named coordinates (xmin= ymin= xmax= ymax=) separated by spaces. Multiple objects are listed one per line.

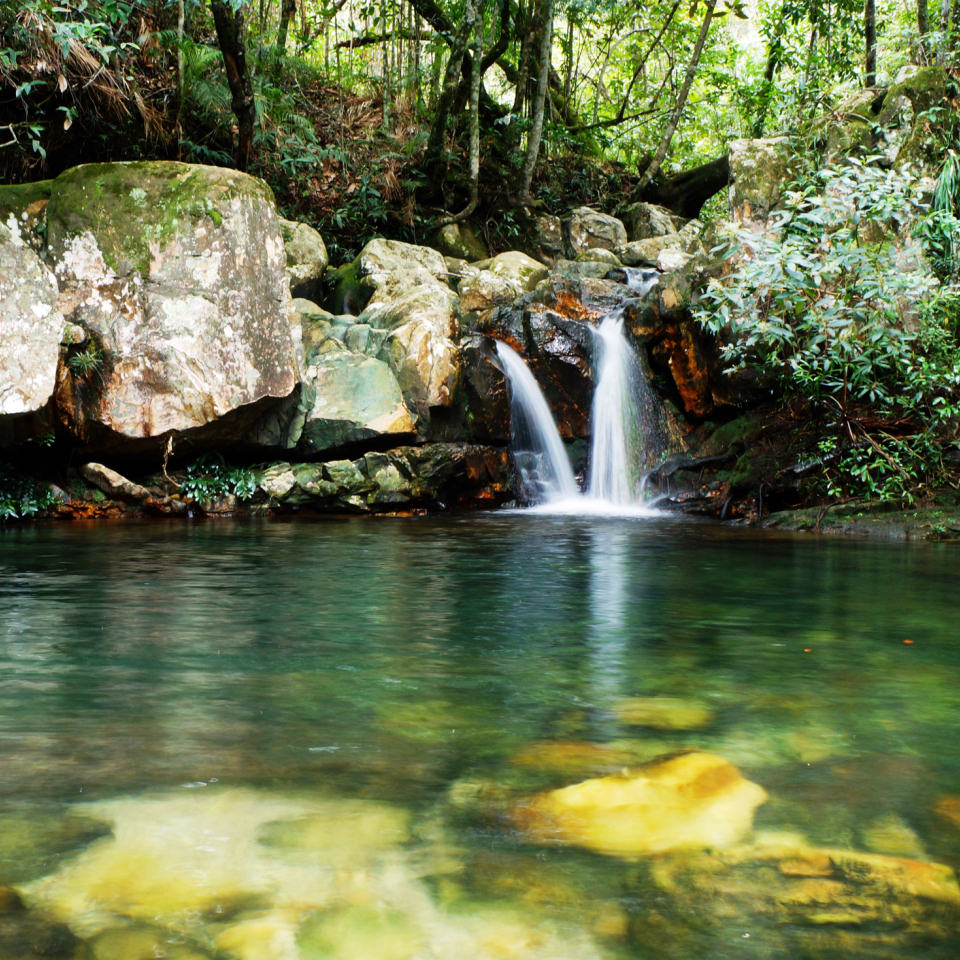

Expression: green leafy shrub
xmin=0 ymin=466 xmax=60 ymax=521
xmin=695 ymin=159 xmax=960 ymax=504
xmin=179 ymin=454 xmax=259 ymax=503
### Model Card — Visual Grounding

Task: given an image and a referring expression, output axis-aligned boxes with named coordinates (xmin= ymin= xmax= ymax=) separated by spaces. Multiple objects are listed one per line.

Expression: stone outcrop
xmin=297 ymin=342 xmax=415 ymax=454
xmin=47 ymin=161 xmax=298 ymax=448
xmin=728 ymin=137 xmax=796 ymax=224
xmin=619 ymin=201 xmax=682 ymax=242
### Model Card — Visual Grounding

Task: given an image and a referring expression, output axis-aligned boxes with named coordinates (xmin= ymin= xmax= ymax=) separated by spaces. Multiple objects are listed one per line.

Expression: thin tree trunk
xmin=865 ymin=0 xmax=877 ymax=85
xmin=517 ymin=0 xmax=553 ymax=203
xmin=424 ymin=1 xmax=476 ymax=174
xmin=441 ymin=0 xmax=483 ymax=223
xmin=211 ymin=0 xmax=256 ymax=171
xmin=616 ymin=0 xmax=681 ymax=122
xmin=638 ymin=0 xmax=716 ymax=191
xmin=562 ymin=12 xmax=574 ymax=104
xmin=917 ymin=0 xmax=928 ymax=58
xmin=512 ymin=1 xmax=532 ymax=114
xmin=277 ymin=0 xmax=296 ymax=49
xmin=175 ymin=0 xmax=185 ymax=145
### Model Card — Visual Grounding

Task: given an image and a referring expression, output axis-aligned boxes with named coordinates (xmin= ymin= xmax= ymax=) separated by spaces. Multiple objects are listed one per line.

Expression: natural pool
xmin=0 ymin=515 xmax=958 ymax=959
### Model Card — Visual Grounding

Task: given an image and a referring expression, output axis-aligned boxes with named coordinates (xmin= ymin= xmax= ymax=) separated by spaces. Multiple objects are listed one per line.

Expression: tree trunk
xmin=211 ymin=0 xmax=256 ymax=171
xmin=753 ymin=10 xmax=786 ymax=137
xmin=917 ymin=0 xmax=928 ymax=54
xmin=517 ymin=0 xmax=553 ymax=203
xmin=512 ymin=1 xmax=532 ymax=114
xmin=865 ymin=0 xmax=877 ymax=85
xmin=638 ymin=0 xmax=717 ymax=191
xmin=277 ymin=0 xmax=296 ymax=49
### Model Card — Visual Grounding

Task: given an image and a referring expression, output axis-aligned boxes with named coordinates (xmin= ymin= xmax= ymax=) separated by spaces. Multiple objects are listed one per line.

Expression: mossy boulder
xmin=45 ymin=161 xmax=298 ymax=448
xmin=430 ymin=221 xmax=489 ymax=262
xmin=0 ymin=180 xmax=53 ymax=252
xmin=728 ymin=137 xmax=796 ymax=223
xmin=619 ymin=201 xmax=682 ymax=241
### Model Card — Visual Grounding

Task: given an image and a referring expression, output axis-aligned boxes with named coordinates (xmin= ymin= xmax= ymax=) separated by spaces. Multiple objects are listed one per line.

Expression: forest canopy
xmin=1 ymin=0 xmax=952 ymax=252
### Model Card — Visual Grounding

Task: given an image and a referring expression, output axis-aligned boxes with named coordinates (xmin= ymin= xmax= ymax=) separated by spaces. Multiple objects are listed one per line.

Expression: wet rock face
xmin=46 ymin=162 xmax=298 ymax=448
xmin=0 ymin=223 xmax=64 ymax=422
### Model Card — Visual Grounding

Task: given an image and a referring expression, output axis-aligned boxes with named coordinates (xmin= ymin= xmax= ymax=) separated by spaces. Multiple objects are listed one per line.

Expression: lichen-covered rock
xmin=619 ymin=201 xmax=682 ymax=241
xmin=457 ymin=251 xmax=549 ymax=315
xmin=514 ymin=752 xmax=767 ymax=858
xmin=297 ymin=343 xmax=415 ymax=454
xmin=564 ymin=207 xmax=628 ymax=257
xmin=0 ymin=223 xmax=65 ymax=422
xmin=728 ymin=137 xmax=796 ymax=223
xmin=475 ymin=251 xmax=550 ymax=290
xmin=356 ymin=238 xmax=449 ymax=289
xmin=617 ymin=234 xmax=681 ymax=267
xmin=46 ymin=162 xmax=298 ymax=447
xmin=575 ymin=247 xmax=622 ymax=266
xmin=279 ymin=218 xmax=328 ymax=302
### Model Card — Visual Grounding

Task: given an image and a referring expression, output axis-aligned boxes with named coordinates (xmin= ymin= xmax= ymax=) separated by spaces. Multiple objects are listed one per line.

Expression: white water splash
xmin=495 ymin=340 xmax=579 ymax=505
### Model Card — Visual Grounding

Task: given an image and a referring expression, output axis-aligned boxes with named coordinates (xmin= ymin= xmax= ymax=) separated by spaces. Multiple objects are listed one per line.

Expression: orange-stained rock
xmin=514 ymin=752 xmax=767 ymax=858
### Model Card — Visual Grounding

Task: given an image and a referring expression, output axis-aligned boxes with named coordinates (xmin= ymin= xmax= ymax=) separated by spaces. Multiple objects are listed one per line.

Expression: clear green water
xmin=1 ymin=515 xmax=959 ymax=959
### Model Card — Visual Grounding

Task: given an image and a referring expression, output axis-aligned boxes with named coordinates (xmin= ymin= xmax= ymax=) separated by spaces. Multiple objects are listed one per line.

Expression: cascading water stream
xmin=494 ymin=340 xmax=579 ymax=504
xmin=496 ymin=271 xmax=665 ymax=512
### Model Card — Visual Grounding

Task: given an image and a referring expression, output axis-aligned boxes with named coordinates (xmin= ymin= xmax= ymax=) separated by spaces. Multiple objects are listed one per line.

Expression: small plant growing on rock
xmin=67 ymin=344 xmax=105 ymax=380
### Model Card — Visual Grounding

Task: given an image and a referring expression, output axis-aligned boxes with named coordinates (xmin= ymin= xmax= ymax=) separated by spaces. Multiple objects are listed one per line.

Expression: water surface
xmin=1 ymin=516 xmax=958 ymax=958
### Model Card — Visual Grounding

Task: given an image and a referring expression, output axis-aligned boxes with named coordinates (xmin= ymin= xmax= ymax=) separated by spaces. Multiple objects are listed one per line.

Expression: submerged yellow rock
xmin=515 ymin=751 xmax=767 ymax=857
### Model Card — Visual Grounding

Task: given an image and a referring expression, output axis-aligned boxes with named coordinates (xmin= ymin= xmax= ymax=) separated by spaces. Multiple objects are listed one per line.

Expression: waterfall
xmin=586 ymin=312 xmax=645 ymax=504
xmin=496 ymin=303 xmax=665 ymax=512
xmin=494 ymin=340 xmax=579 ymax=505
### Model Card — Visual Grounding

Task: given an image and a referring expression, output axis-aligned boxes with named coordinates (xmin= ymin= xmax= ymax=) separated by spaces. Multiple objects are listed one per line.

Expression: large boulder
xmin=0 ymin=222 xmax=65 ymax=430
xmin=458 ymin=251 xmax=550 ymax=315
xmin=429 ymin=221 xmax=489 ymax=262
xmin=564 ymin=207 xmax=628 ymax=258
xmin=297 ymin=342 xmax=415 ymax=454
xmin=46 ymin=161 xmax=298 ymax=448
xmin=279 ymin=218 xmax=328 ymax=302
xmin=728 ymin=137 xmax=796 ymax=224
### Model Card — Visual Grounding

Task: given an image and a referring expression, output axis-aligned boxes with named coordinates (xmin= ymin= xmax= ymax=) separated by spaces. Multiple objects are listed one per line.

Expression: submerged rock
xmin=637 ymin=833 xmax=960 ymax=958
xmin=612 ymin=697 xmax=715 ymax=731
xmin=514 ymin=752 xmax=767 ymax=857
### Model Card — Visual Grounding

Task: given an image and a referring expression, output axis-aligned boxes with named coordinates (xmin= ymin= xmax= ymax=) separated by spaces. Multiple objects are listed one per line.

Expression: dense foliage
xmin=696 ymin=158 xmax=960 ymax=503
